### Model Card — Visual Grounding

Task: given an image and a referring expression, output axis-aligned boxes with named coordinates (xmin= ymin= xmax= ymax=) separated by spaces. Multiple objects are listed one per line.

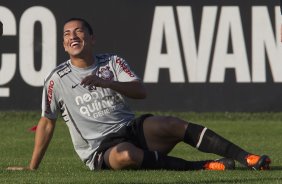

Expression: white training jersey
xmin=41 ymin=54 xmax=139 ymax=170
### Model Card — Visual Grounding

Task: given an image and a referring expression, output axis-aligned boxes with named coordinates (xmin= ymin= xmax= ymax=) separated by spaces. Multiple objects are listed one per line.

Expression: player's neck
xmin=70 ymin=56 xmax=95 ymax=68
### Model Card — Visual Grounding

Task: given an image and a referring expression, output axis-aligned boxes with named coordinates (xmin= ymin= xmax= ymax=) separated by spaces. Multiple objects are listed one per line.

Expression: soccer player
xmin=8 ymin=18 xmax=271 ymax=171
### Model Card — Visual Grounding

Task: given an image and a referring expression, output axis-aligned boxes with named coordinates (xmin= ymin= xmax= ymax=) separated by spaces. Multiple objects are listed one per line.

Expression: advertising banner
xmin=0 ymin=0 xmax=281 ymax=111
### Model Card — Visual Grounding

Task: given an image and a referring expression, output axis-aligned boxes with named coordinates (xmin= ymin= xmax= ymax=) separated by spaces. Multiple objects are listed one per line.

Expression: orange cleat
xmin=245 ymin=154 xmax=271 ymax=170
xmin=204 ymin=158 xmax=235 ymax=170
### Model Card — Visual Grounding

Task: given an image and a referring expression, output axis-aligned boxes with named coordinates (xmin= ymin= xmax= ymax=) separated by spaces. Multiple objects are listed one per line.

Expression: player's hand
xmin=81 ymin=74 xmax=111 ymax=89
xmin=6 ymin=166 xmax=34 ymax=171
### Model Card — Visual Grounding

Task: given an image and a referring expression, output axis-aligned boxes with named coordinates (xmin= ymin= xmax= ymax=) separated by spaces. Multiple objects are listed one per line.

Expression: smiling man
xmin=7 ymin=18 xmax=271 ymax=171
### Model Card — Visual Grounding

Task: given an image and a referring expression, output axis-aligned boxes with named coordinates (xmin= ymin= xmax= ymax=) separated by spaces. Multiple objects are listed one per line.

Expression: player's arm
xmin=29 ymin=117 xmax=56 ymax=170
xmin=81 ymin=75 xmax=147 ymax=99
xmin=108 ymin=80 xmax=146 ymax=99
xmin=7 ymin=116 xmax=56 ymax=170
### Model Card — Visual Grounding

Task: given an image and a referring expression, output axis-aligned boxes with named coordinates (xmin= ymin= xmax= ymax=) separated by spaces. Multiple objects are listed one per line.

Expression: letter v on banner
xmin=177 ymin=6 xmax=217 ymax=83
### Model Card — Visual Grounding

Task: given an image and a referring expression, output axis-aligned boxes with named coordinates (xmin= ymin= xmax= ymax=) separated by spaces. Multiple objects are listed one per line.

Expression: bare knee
xmin=104 ymin=143 xmax=143 ymax=170
xmin=115 ymin=149 xmax=137 ymax=166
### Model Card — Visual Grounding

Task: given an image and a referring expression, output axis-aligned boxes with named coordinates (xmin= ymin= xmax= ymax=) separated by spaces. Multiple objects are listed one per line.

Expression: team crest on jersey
xmin=98 ymin=66 xmax=114 ymax=80
xmin=57 ymin=66 xmax=71 ymax=78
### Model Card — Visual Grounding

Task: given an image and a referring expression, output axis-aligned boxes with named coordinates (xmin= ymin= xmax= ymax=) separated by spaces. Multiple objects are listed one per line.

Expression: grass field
xmin=0 ymin=111 xmax=281 ymax=184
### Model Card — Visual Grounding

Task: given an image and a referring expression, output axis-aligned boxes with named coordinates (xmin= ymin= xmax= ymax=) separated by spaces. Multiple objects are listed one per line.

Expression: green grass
xmin=0 ymin=111 xmax=282 ymax=184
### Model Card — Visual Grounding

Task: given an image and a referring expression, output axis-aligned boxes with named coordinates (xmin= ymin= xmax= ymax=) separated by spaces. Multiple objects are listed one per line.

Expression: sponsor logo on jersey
xmin=115 ymin=57 xmax=135 ymax=77
xmin=98 ymin=66 xmax=114 ymax=80
xmin=45 ymin=80 xmax=54 ymax=114
xmin=74 ymin=89 xmax=124 ymax=118
xmin=57 ymin=66 xmax=71 ymax=78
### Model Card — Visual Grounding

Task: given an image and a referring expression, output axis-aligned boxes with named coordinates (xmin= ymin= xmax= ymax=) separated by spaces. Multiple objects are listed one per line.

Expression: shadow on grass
xmin=269 ymin=166 xmax=282 ymax=170
xmin=111 ymin=177 xmax=282 ymax=184
xmin=235 ymin=166 xmax=282 ymax=171
xmin=205 ymin=177 xmax=281 ymax=184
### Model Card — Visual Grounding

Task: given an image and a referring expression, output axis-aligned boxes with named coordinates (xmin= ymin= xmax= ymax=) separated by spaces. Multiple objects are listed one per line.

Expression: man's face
xmin=63 ymin=20 xmax=95 ymax=57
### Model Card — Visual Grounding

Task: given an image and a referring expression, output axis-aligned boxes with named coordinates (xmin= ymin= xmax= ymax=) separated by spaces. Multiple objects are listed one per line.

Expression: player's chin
xmin=68 ymin=49 xmax=83 ymax=57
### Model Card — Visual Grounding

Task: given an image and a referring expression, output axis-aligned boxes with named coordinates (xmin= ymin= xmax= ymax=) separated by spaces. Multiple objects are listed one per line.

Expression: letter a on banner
xmin=144 ymin=6 xmax=185 ymax=83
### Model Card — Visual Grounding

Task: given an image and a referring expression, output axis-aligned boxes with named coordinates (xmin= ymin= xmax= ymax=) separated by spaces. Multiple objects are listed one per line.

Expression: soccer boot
xmin=245 ymin=154 xmax=271 ymax=170
xmin=204 ymin=158 xmax=235 ymax=170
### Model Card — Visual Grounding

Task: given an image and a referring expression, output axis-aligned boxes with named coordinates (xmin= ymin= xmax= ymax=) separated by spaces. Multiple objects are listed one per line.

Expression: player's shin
xmin=183 ymin=122 xmax=249 ymax=166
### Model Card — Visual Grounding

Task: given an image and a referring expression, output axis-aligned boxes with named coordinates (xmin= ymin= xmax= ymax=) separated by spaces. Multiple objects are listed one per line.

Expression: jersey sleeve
xmin=41 ymin=77 xmax=59 ymax=119
xmin=112 ymin=55 xmax=140 ymax=82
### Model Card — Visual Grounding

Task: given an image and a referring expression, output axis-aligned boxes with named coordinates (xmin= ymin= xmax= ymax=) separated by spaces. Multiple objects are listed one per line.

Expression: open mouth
xmin=70 ymin=41 xmax=80 ymax=48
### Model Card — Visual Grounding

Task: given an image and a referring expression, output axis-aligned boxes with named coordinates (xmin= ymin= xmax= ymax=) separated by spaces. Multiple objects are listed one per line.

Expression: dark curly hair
xmin=64 ymin=18 xmax=93 ymax=35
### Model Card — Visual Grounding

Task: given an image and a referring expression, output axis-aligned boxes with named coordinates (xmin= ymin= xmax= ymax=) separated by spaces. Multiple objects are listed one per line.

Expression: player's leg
xmin=102 ymin=141 xmax=226 ymax=171
xmin=142 ymin=116 xmax=270 ymax=170
xmin=141 ymin=116 xmax=234 ymax=170
xmin=143 ymin=116 xmax=186 ymax=153
xmin=103 ymin=142 xmax=144 ymax=170
xmin=183 ymin=121 xmax=271 ymax=170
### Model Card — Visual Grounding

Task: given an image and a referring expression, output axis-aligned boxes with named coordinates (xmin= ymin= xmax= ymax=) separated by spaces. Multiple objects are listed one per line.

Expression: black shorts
xmin=94 ymin=114 xmax=153 ymax=169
